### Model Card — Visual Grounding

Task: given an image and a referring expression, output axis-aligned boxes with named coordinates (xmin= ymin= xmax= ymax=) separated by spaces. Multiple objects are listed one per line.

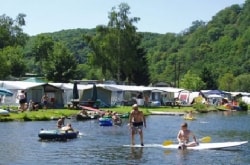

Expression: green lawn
xmin=0 ymin=105 xmax=196 ymax=122
xmin=1 ymin=103 xmax=248 ymax=122
xmin=103 ymin=105 xmax=194 ymax=114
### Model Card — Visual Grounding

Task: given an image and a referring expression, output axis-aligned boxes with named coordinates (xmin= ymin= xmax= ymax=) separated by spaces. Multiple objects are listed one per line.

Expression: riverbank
xmin=0 ymin=105 xmax=220 ymax=122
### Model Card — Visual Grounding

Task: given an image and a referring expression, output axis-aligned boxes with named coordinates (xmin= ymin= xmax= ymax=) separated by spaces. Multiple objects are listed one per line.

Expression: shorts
xmin=131 ymin=122 xmax=143 ymax=131
xmin=43 ymin=101 xmax=48 ymax=105
xmin=179 ymin=140 xmax=189 ymax=145
xmin=19 ymin=98 xmax=26 ymax=104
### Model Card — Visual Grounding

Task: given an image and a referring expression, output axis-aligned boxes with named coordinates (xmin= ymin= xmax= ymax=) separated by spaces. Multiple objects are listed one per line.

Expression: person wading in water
xmin=129 ymin=104 xmax=146 ymax=146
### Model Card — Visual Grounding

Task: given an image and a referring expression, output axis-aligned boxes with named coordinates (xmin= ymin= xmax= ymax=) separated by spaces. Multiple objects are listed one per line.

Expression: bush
xmin=192 ymin=103 xmax=207 ymax=111
xmin=239 ymin=101 xmax=248 ymax=111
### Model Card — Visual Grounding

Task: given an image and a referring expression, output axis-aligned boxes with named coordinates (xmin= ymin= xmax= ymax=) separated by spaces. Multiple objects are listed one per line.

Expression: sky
xmin=1 ymin=0 xmax=246 ymax=36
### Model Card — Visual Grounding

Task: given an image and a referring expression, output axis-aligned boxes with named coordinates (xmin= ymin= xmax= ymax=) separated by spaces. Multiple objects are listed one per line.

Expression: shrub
xmin=239 ymin=101 xmax=248 ymax=111
xmin=192 ymin=103 xmax=207 ymax=111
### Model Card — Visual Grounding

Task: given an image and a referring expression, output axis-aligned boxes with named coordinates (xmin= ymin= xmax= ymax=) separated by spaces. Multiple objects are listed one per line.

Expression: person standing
xmin=129 ymin=104 xmax=146 ymax=146
xmin=41 ymin=93 xmax=49 ymax=109
xmin=17 ymin=90 xmax=26 ymax=112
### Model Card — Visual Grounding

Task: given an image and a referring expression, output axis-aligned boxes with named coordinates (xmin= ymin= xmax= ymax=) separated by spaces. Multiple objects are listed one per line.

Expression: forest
xmin=0 ymin=1 xmax=250 ymax=92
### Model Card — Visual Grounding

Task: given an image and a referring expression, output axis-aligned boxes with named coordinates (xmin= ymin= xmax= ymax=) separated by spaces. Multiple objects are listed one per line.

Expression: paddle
xmin=162 ymin=136 xmax=211 ymax=146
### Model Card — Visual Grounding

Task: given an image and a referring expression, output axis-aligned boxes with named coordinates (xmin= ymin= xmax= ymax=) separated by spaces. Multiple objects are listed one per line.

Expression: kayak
xmin=123 ymin=141 xmax=248 ymax=150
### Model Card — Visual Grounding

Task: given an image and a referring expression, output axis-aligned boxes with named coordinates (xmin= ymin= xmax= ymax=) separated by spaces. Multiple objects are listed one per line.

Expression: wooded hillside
xmin=1 ymin=1 xmax=250 ymax=92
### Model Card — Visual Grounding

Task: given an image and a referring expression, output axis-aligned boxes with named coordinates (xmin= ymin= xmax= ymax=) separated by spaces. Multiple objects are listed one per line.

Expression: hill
xmin=25 ymin=1 xmax=250 ymax=91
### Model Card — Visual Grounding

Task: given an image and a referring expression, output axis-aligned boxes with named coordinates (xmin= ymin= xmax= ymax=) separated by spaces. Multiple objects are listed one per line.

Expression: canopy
xmin=207 ymin=94 xmax=222 ymax=98
xmin=202 ymin=90 xmax=225 ymax=95
xmin=0 ymin=88 xmax=13 ymax=96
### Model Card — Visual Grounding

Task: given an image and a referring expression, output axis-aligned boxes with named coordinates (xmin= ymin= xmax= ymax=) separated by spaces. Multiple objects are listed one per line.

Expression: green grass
xmin=0 ymin=109 xmax=79 ymax=122
xmin=0 ymin=105 xmax=212 ymax=122
xmin=102 ymin=106 xmax=194 ymax=114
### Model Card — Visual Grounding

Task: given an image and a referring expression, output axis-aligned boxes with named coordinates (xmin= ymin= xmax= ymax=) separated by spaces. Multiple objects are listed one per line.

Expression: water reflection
xmin=223 ymin=110 xmax=234 ymax=116
xmin=0 ymin=113 xmax=250 ymax=165
xmin=130 ymin=147 xmax=143 ymax=160
xmin=163 ymin=150 xmax=172 ymax=155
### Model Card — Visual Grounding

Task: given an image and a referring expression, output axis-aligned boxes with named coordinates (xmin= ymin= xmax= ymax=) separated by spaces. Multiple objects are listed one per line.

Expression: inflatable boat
xmin=38 ymin=129 xmax=79 ymax=140
xmin=99 ymin=117 xmax=113 ymax=126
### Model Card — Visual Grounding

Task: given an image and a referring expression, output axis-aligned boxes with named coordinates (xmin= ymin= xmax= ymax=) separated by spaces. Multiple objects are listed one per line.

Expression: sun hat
xmin=132 ymin=104 xmax=138 ymax=108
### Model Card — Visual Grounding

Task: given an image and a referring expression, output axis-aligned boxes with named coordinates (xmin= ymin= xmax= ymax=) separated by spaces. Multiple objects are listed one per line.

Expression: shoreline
xmin=0 ymin=105 xmax=241 ymax=122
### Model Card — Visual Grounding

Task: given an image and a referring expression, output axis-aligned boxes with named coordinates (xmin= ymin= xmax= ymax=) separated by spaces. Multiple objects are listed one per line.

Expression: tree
xmin=233 ymin=74 xmax=250 ymax=92
xmin=85 ymin=3 xmax=148 ymax=85
xmin=0 ymin=48 xmax=11 ymax=79
xmin=218 ymin=73 xmax=235 ymax=91
xmin=0 ymin=13 xmax=28 ymax=79
xmin=43 ymin=42 xmax=78 ymax=82
xmin=200 ymin=66 xmax=217 ymax=89
xmin=0 ymin=13 xmax=28 ymax=49
xmin=187 ymin=20 xmax=206 ymax=34
xmin=31 ymin=34 xmax=54 ymax=74
xmin=2 ymin=46 xmax=26 ymax=77
xmin=180 ymin=71 xmax=205 ymax=91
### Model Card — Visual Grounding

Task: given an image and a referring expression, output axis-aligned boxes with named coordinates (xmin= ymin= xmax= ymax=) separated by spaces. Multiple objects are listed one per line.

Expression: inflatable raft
xmin=184 ymin=116 xmax=196 ymax=120
xmin=99 ymin=117 xmax=113 ymax=126
xmin=38 ymin=129 xmax=79 ymax=140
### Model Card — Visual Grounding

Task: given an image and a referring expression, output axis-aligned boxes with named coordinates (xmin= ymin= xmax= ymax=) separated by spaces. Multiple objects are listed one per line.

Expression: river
xmin=0 ymin=111 xmax=249 ymax=165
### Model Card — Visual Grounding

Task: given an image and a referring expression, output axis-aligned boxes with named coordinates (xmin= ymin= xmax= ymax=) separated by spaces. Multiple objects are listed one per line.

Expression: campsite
xmin=0 ymin=80 xmax=249 ymax=122
xmin=0 ymin=82 xmax=249 ymax=165
xmin=1 ymin=80 xmax=249 ymax=110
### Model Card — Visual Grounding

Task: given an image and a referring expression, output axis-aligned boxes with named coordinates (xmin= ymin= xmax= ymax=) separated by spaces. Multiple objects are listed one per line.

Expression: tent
xmin=207 ymin=94 xmax=222 ymax=98
xmin=201 ymin=90 xmax=225 ymax=96
xmin=80 ymin=85 xmax=113 ymax=107
xmin=85 ymin=84 xmax=186 ymax=107
xmin=1 ymin=81 xmax=64 ymax=107
xmin=50 ymin=83 xmax=94 ymax=106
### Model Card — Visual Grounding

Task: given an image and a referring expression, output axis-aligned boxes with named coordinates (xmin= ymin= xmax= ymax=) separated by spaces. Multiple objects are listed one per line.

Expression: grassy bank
xmin=0 ymin=109 xmax=80 ymax=122
xmin=0 ymin=105 xmax=201 ymax=122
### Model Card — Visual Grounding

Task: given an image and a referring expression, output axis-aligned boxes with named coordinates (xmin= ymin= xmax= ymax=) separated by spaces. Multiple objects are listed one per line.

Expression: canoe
xmin=38 ymin=129 xmax=79 ymax=140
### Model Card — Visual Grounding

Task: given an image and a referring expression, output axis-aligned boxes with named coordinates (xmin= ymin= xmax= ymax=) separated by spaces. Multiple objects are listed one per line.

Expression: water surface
xmin=0 ymin=111 xmax=249 ymax=165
